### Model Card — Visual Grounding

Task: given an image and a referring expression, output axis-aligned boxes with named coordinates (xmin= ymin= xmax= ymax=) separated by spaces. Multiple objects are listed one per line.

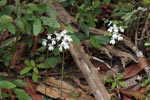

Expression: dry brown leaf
xmin=9 ymin=41 xmax=26 ymax=69
xmin=0 ymin=30 xmax=9 ymax=41
xmin=31 ymin=35 xmax=39 ymax=52
xmin=117 ymin=88 xmax=145 ymax=100
xmin=123 ymin=57 xmax=148 ymax=79
xmin=24 ymin=77 xmax=42 ymax=100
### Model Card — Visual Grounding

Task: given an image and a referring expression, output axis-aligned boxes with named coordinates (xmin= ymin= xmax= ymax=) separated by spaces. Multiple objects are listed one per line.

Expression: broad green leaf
xmin=106 ymin=77 xmax=113 ymax=83
xmin=80 ymin=21 xmax=89 ymax=37
xmin=0 ymin=37 xmax=16 ymax=49
xmin=118 ymin=82 xmax=126 ymax=87
xmin=92 ymin=35 xmax=110 ymax=45
xmin=40 ymin=17 xmax=60 ymax=28
xmin=32 ymin=73 xmax=38 ymax=82
xmin=0 ymin=24 xmax=7 ymax=32
xmin=116 ymin=74 xmax=124 ymax=80
xmin=70 ymin=34 xmax=80 ymax=44
xmin=33 ymin=67 xmax=39 ymax=74
xmin=0 ymin=15 xmax=13 ymax=24
xmin=14 ymin=88 xmax=32 ymax=100
xmin=14 ymin=19 xmax=25 ymax=32
xmin=46 ymin=57 xmax=59 ymax=68
xmin=33 ymin=18 xmax=42 ymax=36
xmin=47 ymin=5 xmax=57 ymax=18
xmin=90 ymin=36 xmax=100 ymax=48
xmin=22 ymin=18 xmax=32 ymax=34
xmin=31 ymin=60 xmax=35 ymax=67
xmin=53 ymin=46 xmax=59 ymax=56
xmin=74 ymin=32 xmax=88 ymax=40
xmin=111 ymin=82 xmax=117 ymax=89
xmin=0 ymin=80 xmax=16 ymax=89
xmin=7 ymin=24 xmax=15 ymax=34
xmin=12 ymin=79 xmax=26 ymax=87
xmin=66 ymin=25 xmax=74 ymax=33
xmin=0 ymin=0 xmax=7 ymax=6
xmin=0 ymin=5 xmax=14 ymax=16
xmin=37 ymin=63 xmax=47 ymax=69
xmin=20 ymin=67 xmax=32 ymax=75
xmin=24 ymin=60 xmax=31 ymax=66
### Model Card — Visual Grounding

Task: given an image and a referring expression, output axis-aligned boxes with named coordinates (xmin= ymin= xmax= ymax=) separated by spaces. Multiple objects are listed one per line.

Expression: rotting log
xmin=69 ymin=44 xmax=111 ymax=100
xmin=50 ymin=2 xmax=111 ymax=100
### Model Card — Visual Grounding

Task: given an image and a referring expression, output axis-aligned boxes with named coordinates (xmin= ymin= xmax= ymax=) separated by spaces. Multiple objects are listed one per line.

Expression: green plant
xmin=141 ymin=78 xmax=150 ymax=100
xmin=75 ymin=0 xmax=101 ymax=27
xmin=106 ymin=74 xmax=126 ymax=89
xmin=20 ymin=60 xmax=39 ymax=82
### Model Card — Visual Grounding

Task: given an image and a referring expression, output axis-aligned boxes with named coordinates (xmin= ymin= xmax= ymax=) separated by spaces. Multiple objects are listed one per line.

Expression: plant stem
xmin=60 ymin=51 xmax=65 ymax=99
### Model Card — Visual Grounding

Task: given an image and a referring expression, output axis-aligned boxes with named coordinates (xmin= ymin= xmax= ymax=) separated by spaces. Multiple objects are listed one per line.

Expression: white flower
xmin=51 ymin=39 xmax=56 ymax=45
xmin=110 ymin=39 xmax=116 ymax=45
xmin=107 ymin=26 xmax=113 ymax=33
xmin=55 ymin=32 xmax=62 ymax=41
xmin=108 ymin=21 xmax=112 ymax=26
xmin=61 ymin=41 xmax=69 ymax=49
xmin=47 ymin=34 xmax=51 ymax=40
xmin=48 ymin=44 xmax=54 ymax=51
xmin=63 ymin=35 xmax=73 ymax=42
xmin=59 ymin=45 xmax=63 ymax=52
xmin=117 ymin=35 xmax=123 ymax=41
xmin=60 ymin=30 xmax=67 ymax=35
xmin=112 ymin=33 xmax=118 ymax=39
xmin=42 ymin=39 xmax=47 ymax=46
xmin=113 ymin=24 xmax=119 ymax=33
xmin=119 ymin=26 xmax=124 ymax=33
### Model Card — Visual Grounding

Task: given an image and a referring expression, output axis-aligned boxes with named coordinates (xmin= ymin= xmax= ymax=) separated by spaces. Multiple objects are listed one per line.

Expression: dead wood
xmin=36 ymin=77 xmax=94 ymax=100
xmin=51 ymin=1 xmax=111 ymax=100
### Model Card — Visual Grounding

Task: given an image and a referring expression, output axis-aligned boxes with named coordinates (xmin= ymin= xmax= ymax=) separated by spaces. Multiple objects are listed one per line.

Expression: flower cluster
xmin=107 ymin=21 xmax=124 ymax=45
xmin=42 ymin=30 xmax=73 ymax=52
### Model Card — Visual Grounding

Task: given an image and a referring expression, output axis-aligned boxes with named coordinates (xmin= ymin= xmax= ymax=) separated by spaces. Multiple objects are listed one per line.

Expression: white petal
xmin=59 ymin=45 xmax=63 ymax=52
xmin=51 ymin=39 xmax=56 ymax=45
xmin=108 ymin=21 xmax=112 ymax=26
xmin=110 ymin=39 xmax=116 ymax=45
xmin=61 ymin=30 xmax=67 ymax=35
xmin=107 ymin=27 xmax=113 ymax=33
xmin=47 ymin=34 xmax=51 ymax=40
xmin=63 ymin=35 xmax=73 ymax=42
xmin=112 ymin=33 xmax=118 ymax=39
xmin=42 ymin=39 xmax=47 ymax=46
xmin=117 ymin=35 xmax=123 ymax=41
xmin=48 ymin=44 xmax=54 ymax=51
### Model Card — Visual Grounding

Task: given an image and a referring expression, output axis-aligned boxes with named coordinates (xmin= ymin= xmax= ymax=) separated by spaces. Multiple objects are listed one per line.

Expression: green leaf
xmin=66 ymin=25 xmax=74 ymax=33
xmin=33 ymin=18 xmax=42 ymax=36
xmin=0 ymin=5 xmax=14 ymax=16
xmin=96 ymin=35 xmax=110 ymax=45
xmin=0 ymin=0 xmax=7 ymax=6
xmin=14 ymin=88 xmax=32 ymax=100
xmin=46 ymin=57 xmax=59 ymax=68
xmin=111 ymin=82 xmax=117 ymax=89
xmin=106 ymin=77 xmax=113 ymax=83
xmin=30 ymin=60 xmax=35 ymax=67
xmin=40 ymin=17 xmax=60 ymax=28
xmin=12 ymin=79 xmax=26 ymax=87
xmin=14 ymin=19 xmax=25 ymax=32
xmin=90 ymin=36 xmax=100 ymax=48
xmin=0 ymin=80 xmax=16 ymax=89
xmin=0 ymin=15 xmax=13 ymax=24
xmin=118 ymin=82 xmax=126 ymax=88
xmin=70 ymin=34 xmax=80 ymax=44
xmin=74 ymin=32 xmax=88 ymax=40
xmin=0 ymin=37 xmax=16 ymax=49
xmin=80 ymin=21 xmax=89 ymax=37
xmin=37 ymin=63 xmax=47 ymax=69
xmin=20 ymin=67 xmax=32 ymax=75
xmin=33 ymin=67 xmax=38 ymax=74
xmin=24 ymin=60 xmax=31 ymax=66
xmin=7 ymin=24 xmax=15 ymax=34
xmin=144 ymin=42 xmax=150 ymax=46
xmin=116 ymin=74 xmax=123 ymax=80
xmin=47 ymin=5 xmax=57 ymax=19
xmin=32 ymin=73 xmax=38 ymax=82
